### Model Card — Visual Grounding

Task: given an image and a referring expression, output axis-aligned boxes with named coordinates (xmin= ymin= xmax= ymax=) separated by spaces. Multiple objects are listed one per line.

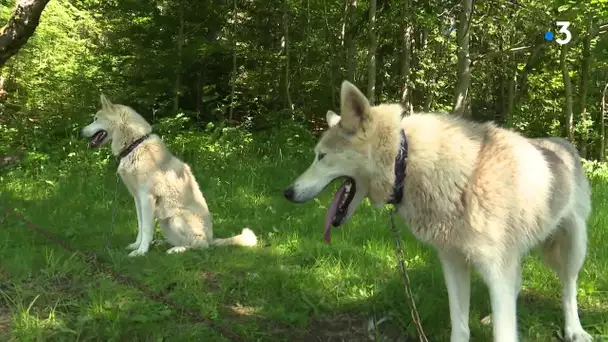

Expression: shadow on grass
xmin=1 ymin=131 xmax=607 ymax=341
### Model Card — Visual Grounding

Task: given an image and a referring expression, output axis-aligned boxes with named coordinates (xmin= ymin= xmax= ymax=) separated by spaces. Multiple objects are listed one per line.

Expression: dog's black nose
xmin=284 ymin=187 xmax=295 ymax=201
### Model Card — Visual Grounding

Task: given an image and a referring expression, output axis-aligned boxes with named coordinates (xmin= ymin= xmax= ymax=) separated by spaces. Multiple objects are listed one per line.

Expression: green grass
xmin=1 ymin=126 xmax=607 ymax=341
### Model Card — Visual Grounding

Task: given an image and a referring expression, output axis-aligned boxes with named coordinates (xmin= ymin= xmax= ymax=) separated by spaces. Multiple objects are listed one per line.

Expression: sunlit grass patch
xmin=0 ymin=129 xmax=606 ymax=340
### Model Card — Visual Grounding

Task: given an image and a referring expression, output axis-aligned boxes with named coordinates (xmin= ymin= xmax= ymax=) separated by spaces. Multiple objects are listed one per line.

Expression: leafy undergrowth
xmin=0 ymin=125 xmax=607 ymax=341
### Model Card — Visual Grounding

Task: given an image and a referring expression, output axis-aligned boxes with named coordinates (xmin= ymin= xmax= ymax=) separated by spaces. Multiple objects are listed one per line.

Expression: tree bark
xmin=452 ymin=0 xmax=473 ymax=117
xmin=423 ymin=93 xmax=432 ymax=112
xmin=496 ymin=22 xmax=508 ymax=125
xmin=496 ymin=71 xmax=505 ymax=124
xmin=340 ymin=0 xmax=348 ymax=47
xmin=305 ymin=0 xmax=310 ymax=66
xmin=366 ymin=0 xmax=377 ymax=105
xmin=578 ymin=22 xmax=591 ymax=157
xmin=283 ymin=9 xmax=293 ymax=111
xmin=196 ymin=72 xmax=202 ymax=115
xmin=228 ymin=0 xmax=237 ymax=121
xmin=340 ymin=0 xmax=346 ymax=45
xmin=419 ymin=26 xmax=435 ymax=112
xmin=322 ymin=0 xmax=336 ymax=106
xmin=0 ymin=75 xmax=7 ymax=101
xmin=560 ymin=44 xmax=574 ymax=142
xmin=0 ymin=0 xmax=51 ymax=68
xmin=172 ymin=0 xmax=184 ymax=112
xmin=601 ymin=83 xmax=607 ymax=161
xmin=346 ymin=0 xmax=357 ymax=82
xmin=506 ymin=67 xmax=515 ymax=123
xmin=400 ymin=0 xmax=413 ymax=114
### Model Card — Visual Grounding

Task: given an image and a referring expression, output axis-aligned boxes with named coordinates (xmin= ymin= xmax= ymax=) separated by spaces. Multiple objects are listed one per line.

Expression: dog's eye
xmin=317 ymin=153 xmax=326 ymax=161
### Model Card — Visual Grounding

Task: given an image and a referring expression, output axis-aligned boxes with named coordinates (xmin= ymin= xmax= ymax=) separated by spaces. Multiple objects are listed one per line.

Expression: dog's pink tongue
xmin=324 ymin=183 xmax=346 ymax=243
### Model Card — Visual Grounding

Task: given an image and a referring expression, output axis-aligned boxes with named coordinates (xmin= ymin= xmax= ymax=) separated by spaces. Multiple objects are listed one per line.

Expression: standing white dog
xmin=81 ymin=95 xmax=257 ymax=257
xmin=284 ymin=81 xmax=593 ymax=342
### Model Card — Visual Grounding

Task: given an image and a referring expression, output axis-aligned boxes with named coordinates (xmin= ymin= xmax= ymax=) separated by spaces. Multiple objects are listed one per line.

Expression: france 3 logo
xmin=544 ymin=21 xmax=572 ymax=45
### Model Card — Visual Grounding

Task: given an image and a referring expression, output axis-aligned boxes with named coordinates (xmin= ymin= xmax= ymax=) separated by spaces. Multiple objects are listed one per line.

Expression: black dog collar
xmin=118 ymin=133 xmax=150 ymax=159
xmin=387 ymin=129 xmax=408 ymax=205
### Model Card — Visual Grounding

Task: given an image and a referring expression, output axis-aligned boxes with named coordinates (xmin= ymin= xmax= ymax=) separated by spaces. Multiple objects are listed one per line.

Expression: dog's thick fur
xmin=285 ymin=81 xmax=593 ymax=342
xmin=81 ymin=95 xmax=257 ymax=257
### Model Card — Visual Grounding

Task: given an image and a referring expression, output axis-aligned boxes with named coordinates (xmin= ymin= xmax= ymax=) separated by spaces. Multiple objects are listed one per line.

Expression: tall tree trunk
xmin=196 ymin=72 xmax=202 ymax=115
xmin=496 ymin=71 xmax=505 ymax=124
xmin=283 ymin=9 xmax=293 ymax=111
xmin=305 ymin=0 xmax=310 ymax=66
xmin=0 ymin=0 xmax=51 ymax=67
xmin=560 ymin=44 xmax=574 ymax=141
xmin=228 ymin=0 xmax=237 ymax=121
xmin=340 ymin=0 xmax=348 ymax=47
xmin=400 ymin=0 xmax=413 ymax=114
xmin=366 ymin=0 xmax=377 ymax=105
xmin=452 ymin=0 xmax=473 ymax=117
xmin=513 ymin=38 xmax=548 ymax=109
xmin=601 ymin=83 xmax=608 ymax=161
xmin=424 ymin=93 xmax=432 ymax=112
xmin=502 ymin=2 xmax=515 ymax=124
xmin=506 ymin=66 xmax=515 ymax=123
xmin=496 ymin=26 xmax=506 ymax=125
xmin=322 ymin=0 xmax=336 ymax=106
xmin=0 ymin=75 xmax=7 ymax=101
xmin=340 ymin=0 xmax=350 ymax=47
xmin=578 ymin=23 xmax=591 ymax=157
xmin=172 ymin=0 xmax=184 ymax=112
xmin=419 ymin=27 xmax=435 ymax=112
xmin=346 ymin=0 xmax=357 ymax=82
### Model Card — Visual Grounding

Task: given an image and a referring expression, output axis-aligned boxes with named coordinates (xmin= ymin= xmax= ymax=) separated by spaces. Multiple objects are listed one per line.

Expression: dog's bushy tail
xmin=211 ymin=228 xmax=257 ymax=247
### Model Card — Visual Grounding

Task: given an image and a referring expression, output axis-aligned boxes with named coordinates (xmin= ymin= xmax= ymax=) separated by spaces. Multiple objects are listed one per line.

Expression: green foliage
xmin=582 ymin=158 xmax=608 ymax=180
xmin=1 ymin=0 xmax=110 ymax=148
xmin=1 ymin=0 xmax=607 ymax=156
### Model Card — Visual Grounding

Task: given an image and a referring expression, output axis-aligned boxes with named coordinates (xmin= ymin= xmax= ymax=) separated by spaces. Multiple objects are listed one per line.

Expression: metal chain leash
xmin=389 ymin=206 xmax=429 ymax=342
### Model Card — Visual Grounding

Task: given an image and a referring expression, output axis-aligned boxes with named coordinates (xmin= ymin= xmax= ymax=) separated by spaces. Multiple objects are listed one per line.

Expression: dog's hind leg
xmin=477 ymin=257 xmax=521 ymax=342
xmin=438 ymin=250 xmax=471 ymax=342
xmin=162 ymin=215 xmax=210 ymax=255
xmin=541 ymin=215 xmax=593 ymax=342
xmin=166 ymin=238 xmax=209 ymax=254
xmin=166 ymin=246 xmax=190 ymax=254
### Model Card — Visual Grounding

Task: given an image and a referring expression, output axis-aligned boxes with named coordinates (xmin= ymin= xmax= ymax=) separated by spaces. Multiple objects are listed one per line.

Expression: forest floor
xmin=1 ymin=128 xmax=607 ymax=341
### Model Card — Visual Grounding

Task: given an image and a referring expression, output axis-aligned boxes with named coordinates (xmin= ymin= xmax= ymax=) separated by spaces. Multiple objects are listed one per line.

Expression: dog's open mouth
xmin=89 ymin=130 xmax=108 ymax=148
xmin=324 ymin=177 xmax=356 ymax=243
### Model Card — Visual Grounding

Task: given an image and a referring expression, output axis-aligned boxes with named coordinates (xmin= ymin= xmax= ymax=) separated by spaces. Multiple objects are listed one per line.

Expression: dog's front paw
xmin=125 ymin=242 xmax=140 ymax=250
xmin=564 ymin=327 xmax=593 ymax=342
xmin=128 ymin=249 xmax=147 ymax=257
xmin=166 ymin=246 xmax=188 ymax=254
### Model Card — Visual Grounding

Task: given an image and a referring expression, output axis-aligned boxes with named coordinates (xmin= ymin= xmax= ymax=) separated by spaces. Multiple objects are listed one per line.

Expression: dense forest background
xmin=1 ymin=0 xmax=607 ymax=159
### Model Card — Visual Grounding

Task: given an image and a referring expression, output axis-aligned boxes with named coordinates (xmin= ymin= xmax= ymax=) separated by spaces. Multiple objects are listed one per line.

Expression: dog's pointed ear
xmin=339 ymin=81 xmax=372 ymax=134
xmin=100 ymin=94 xmax=113 ymax=109
xmin=326 ymin=110 xmax=341 ymax=128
